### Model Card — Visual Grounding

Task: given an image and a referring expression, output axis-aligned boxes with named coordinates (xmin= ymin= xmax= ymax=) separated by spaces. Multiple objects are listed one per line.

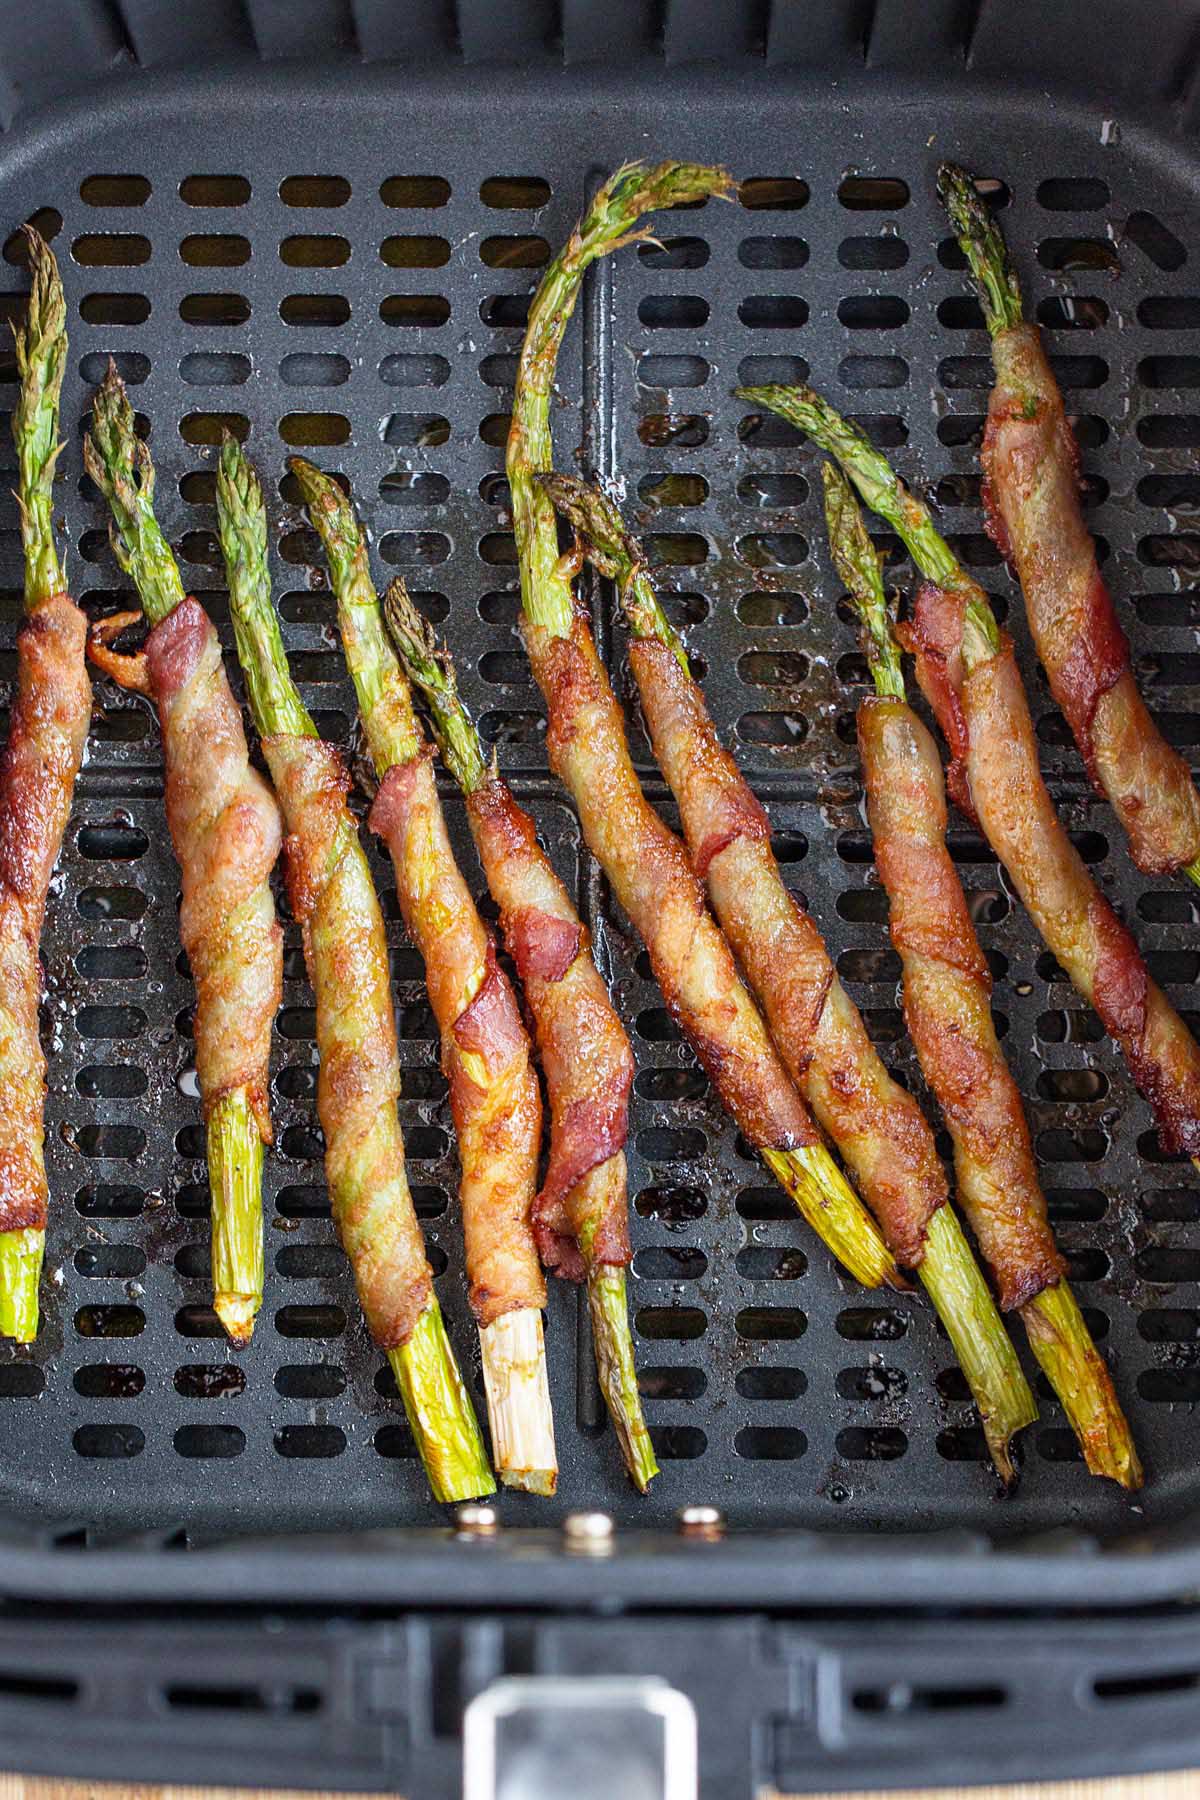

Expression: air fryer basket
xmin=5 ymin=2 xmax=1200 ymax=1795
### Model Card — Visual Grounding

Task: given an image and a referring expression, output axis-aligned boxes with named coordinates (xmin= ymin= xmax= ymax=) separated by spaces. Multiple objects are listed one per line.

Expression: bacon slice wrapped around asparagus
xmin=539 ymin=474 xmax=1037 ymax=1482
xmin=510 ymin=165 xmax=898 ymax=1297
xmin=289 ymin=457 xmax=555 ymax=1495
xmin=0 ymin=231 xmax=90 ymax=1340
xmin=823 ymin=461 xmax=1140 ymax=1487
xmin=84 ymin=368 xmax=281 ymax=1346
xmin=386 ymin=580 xmax=657 ymax=1492
xmin=744 ymin=383 xmax=1200 ymax=1179
xmin=216 ymin=437 xmax=491 ymax=1502
xmin=938 ymin=163 xmax=1200 ymax=884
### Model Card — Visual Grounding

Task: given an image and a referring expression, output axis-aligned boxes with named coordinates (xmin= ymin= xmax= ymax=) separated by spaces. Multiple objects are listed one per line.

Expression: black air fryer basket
xmin=5 ymin=2 xmax=1200 ymax=1795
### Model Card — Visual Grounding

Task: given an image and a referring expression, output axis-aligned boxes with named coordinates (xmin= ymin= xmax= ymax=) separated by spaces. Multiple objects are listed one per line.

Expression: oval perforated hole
xmin=281 ymin=293 xmax=351 ymax=327
xmin=74 ymin=1245 xmax=146 ymax=1279
xmin=281 ymin=235 xmax=350 ymax=268
xmin=174 ymin=1305 xmax=224 ymax=1339
xmin=179 ymin=351 xmax=251 ymax=386
xmin=374 ymin=1424 xmax=417 ymax=1458
xmin=480 ymin=235 xmax=549 ymax=269
xmin=274 ymin=1425 xmax=346 ymax=1458
xmin=638 ymin=1366 xmax=707 ymax=1400
xmin=636 ymin=1306 xmax=706 ymax=1341
xmin=639 ymin=236 xmax=708 ymax=269
xmin=638 ymin=413 xmax=709 ymax=449
xmin=740 ymin=177 xmax=808 ymax=211
xmin=180 ymin=412 xmax=248 ymax=446
xmin=73 ymin=233 xmax=150 ymax=267
xmin=480 ymin=176 xmax=550 ymax=208
xmin=73 ymin=1363 xmax=141 ymax=1399
xmin=837 ymin=1427 xmax=907 ymax=1461
xmin=76 ymin=1065 xmax=148 ymax=1100
xmin=637 ymin=1125 xmax=706 ymax=1162
xmin=633 ymin=1247 xmax=707 ymax=1281
xmin=380 ymin=472 xmax=450 ymax=506
xmin=81 ymin=292 xmax=152 ymax=326
xmin=650 ymin=1425 xmax=707 ymax=1460
xmin=78 ymin=350 xmax=148 ymax=387
xmin=276 ymin=1244 xmax=345 ymax=1280
xmin=639 ymin=295 xmax=709 ymax=329
xmin=638 ymin=354 xmax=709 ymax=390
xmin=635 ymin=1186 xmax=706 ymax=1225
xmin=638 ymin=472 xmax=709 ymax=508
xmin=274 ymin=1304 xmax=347 ymax=1339
xmin=380 ymin=351 xmax=451 ymax=388
xmin=735 ymin=1426 xmax=805 ymax=1460
xmin=280 ymin=412 xmax=350 ymax=447
xmin=738 ymin=295 xmax=808 ymax=329
xmin=280 ymin=175 xmax=350 ymax=207
xmin=76 ymin=1184 xmax=143 ymax=1219
xmin=76 ymin=1305 xmax=144 ymax=1338
xmin=175 ymin=1424 xmax=244 ymax=1459
xmin=379 ymin=530 xmax=451 ymax=566
xmin=736 ymin=1247 xmax=807 ymax=1281
xmin=737 ymin=711 xmax=806 ymax=747
xmin=737 ymin=590 xmax=807 ymax=627
xmin=1038 ymin=236 xmax=1121 ymax=275
xmin=181 ymin=175 xmax=251 ymax=207
xmin=181 ymin=291 xmax=250 ymax=326
xmin=737 ymin=1307 xmax=805 ymax=1341
xmin=76 ymin=1008 xmax=147 ymax=1042
xmin=381 ymin=236 xmax=451 ymax=270
xmin=275 ymin=1363 xmax=346 ymax=1399
xmin=180 ymin=234 xmax=250 ymax=268
xmin=739 ymin=235 xmax=808 ymax=270
xmin=74 ymin=1424 xmax=144 ymax=1458
xmin=381 ymin=176 xmax=450 ymax=208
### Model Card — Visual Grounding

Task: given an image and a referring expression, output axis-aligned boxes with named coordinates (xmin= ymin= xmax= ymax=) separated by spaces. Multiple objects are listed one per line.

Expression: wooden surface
xmin=0 ymin=1773 xmax=1196 ymax=1800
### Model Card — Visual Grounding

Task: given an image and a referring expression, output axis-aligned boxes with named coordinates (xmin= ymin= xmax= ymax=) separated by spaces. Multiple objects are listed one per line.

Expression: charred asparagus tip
xmin=479 ymin=1307 xmax=558 ymax=1494
xmin=820 ymin=461 xmax=905 ymax=703
xmin=208 ymin=1087 xmax=264 ymax=1347
xmin=1022 ymin=1280 xmax=1142 ymax=1490
xmin=384 ymin=579 xmax=489 ymax=795
xmin=918 ymin=1205 xmax=1037 ymax=1485
xmin=761 ymin=1144 xmax=900 ymax=1291
xmin=587 ymin=1263 xmax=659 ymax=1492
xmin=936 ymin=163 xmax=1024 ymax=339
xmin=13 ymin=227 xmax=66 ymax=611
xmin=389 ymin=1295 xmax=497 ymax=1503
xmin=536 ymin=471 xmax=690 ymax=674
xmin=0 ymin=1228 xmax=42 ymax=1343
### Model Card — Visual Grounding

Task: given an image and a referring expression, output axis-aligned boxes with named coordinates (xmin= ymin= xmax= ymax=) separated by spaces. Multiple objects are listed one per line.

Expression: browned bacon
xmin=983 ymin=323 xmax=1200 ymax=874
xmin=0 ymin=594 xmax=90 ymax=1230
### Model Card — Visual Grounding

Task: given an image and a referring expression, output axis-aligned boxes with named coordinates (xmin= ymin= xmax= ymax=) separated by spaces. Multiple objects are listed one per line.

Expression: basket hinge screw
xmin=676 ymin=1505 xmax=725 ymax=1541
xmin=455 ymin=1502 xmax=500 ymax=1538
xmin=562 ymin=1510 xmax=615 ymax=1554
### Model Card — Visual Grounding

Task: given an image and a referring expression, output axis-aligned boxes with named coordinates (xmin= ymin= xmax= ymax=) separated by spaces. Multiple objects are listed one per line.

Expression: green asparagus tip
xmin=820 ymin=462 xmax=905 ymax=703
xmin=936 ymin=163 xmax=1024 ymax=338
xmin=384 ymin=578 xmax=489 ymax=794
xmin=1183 ymin=854 xmax=1200 ymax=892
xmin=13 ymin=227 xmax=67 ymax=609
xmin=389 ymin=1295 xmax=496 ymax=1503
xmin=586 ymin=1264 xmax=659 ymax=1493
xmin=0 ymin=1228 xmax=42 ymax=1343
xmin=1022 ymin=1281 xmax=1142 ymax=1490
xmin=606 ymin=159 xmax=736 ymax=222
xmin=85 ymin=362 xmax=184 ymax=627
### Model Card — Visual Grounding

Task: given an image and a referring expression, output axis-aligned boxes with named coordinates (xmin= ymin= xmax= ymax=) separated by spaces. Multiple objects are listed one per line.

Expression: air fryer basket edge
xmin=3 ymin=0 xmax=1200 ymax=1589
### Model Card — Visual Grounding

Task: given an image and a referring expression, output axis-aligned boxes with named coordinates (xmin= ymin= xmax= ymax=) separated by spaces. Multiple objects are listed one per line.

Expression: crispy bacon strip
xmin=629 ymin=635 xmax=945 ymax=1269
xmin=368 ymin=753 xmax=546 ymax=1328
xmin=908 ymin=586 xmax=1200 ymax=1158
xmin=146 ymin=598 xmax=282 ymax=1138
xmin=0 ymin=594 xmax=90 ymax=1232
xmin=269 ymin=734 xmax=431 ymax=1347
xmin=859 ymin=696 xmax=1065 ymax=1308
xmin=467 ymin=774 xmax=634 ymax=1279
xmin=982 ymin=323 xmax=1200 ymax=874
xmin=537 ymin=609 xmax=819 ymax=1156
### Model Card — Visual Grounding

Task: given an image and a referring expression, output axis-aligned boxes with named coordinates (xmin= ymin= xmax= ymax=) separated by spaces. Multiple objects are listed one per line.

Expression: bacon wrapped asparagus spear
xmin=84 ymin=367 xmax=281 ymax=1346
xmin=0 ymin=231 xmax=90 ymax=1339
xmin=824 ymin=461 xmax=1140 ymax=1487
xmin=938 ymin=163 xmax=1200 ymax=885
xmin=386 ymin=580 xmax=657 ymax=1491
xmin=540 ymin=474 xmax=1037 ymax=1481
xmin=512 ymin=162 xmax=897 ymax=1296
xmin=743 ymin=383 xmax=1200 ymax=1178
xmin=216 ymin=436 xmax=491 ymax=1501
xmin=289 ymin=458 xmax=555 ymax=1494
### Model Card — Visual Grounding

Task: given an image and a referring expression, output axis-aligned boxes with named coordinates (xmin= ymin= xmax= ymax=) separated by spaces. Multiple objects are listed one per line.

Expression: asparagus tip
xmin=534 ymin=471 xmax=631 ymax=582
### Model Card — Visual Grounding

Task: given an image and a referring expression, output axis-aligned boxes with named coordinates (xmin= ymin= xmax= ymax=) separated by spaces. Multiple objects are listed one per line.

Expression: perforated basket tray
xmin=3 ymin=0 xmax=1200 ymax=1555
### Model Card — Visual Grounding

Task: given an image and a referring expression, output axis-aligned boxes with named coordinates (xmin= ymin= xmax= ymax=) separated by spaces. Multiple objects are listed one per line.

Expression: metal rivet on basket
xmin=676 ymin=1505 xmax=725 ymax=1540
xmin=562 ymin=1510 xmax=615 ymax=1552
xmin=455 ymin=1502 xmax=500 ymax=1537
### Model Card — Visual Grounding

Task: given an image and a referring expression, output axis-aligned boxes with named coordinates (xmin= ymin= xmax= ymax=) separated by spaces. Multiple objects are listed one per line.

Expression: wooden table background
xmin=2 ymin=1775 xmax=1196 ymax=1800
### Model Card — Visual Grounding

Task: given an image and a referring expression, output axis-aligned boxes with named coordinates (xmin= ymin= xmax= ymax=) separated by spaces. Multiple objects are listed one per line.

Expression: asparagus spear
xmin=539 ymin=471 xmax=1038 ymax=1483
xmin=937 ymin=163 xmax=1200 ymax=891
xmin=0 ymin=230 xmax=90 ymax=1340
xmin=824 ymin=461 xmax=1140 ymax=1487
xmin=508 ymin=161 xmax=902 ymax=1294
xmin=743 ymin=383 xmax=1200 ymax=1183
xmin=216 ymin=436 xmax=492 ymax=1502
xmin=85 ymin=370 xmax=279 ymax=1346
xmin=385 ymin=580 xmax=658 ymax=1492
xmin=289 ymin=456 xmax=556 ymax=1494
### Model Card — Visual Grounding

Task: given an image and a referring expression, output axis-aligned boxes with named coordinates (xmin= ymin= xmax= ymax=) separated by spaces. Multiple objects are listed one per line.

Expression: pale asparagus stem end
xmin=384 ymin=578 xmax=489 ymax=795
xmin=535 ymin=471 xmax=691 ymax=675
xmin=936 ymin=163 xmax=1025 ymax=339
xmin=761 ymin=1144 xmax=901 ymax=1291
xmin=13 ymin=227 xmax=66 ymax=611
xmin=208 ymin=1087 xmax=265 ymax=1347
xmin=1022 ymin=1280 xmax=1142 ymax=1490
xmin=478 ymin=1306 xmax=558 ymax=1495
xmin=918 ymin=1205 xmax=1038 ymax=1485
xmin=389 ymin=1295 xmax=496 ymax=1503
xmin=0 ymin=1228 xmax=42 ymax=1343
xmin=587 ymin=1263 xmax=659 ymax=1492
xmin=819 ymin=461 xmax=905 ymax=702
